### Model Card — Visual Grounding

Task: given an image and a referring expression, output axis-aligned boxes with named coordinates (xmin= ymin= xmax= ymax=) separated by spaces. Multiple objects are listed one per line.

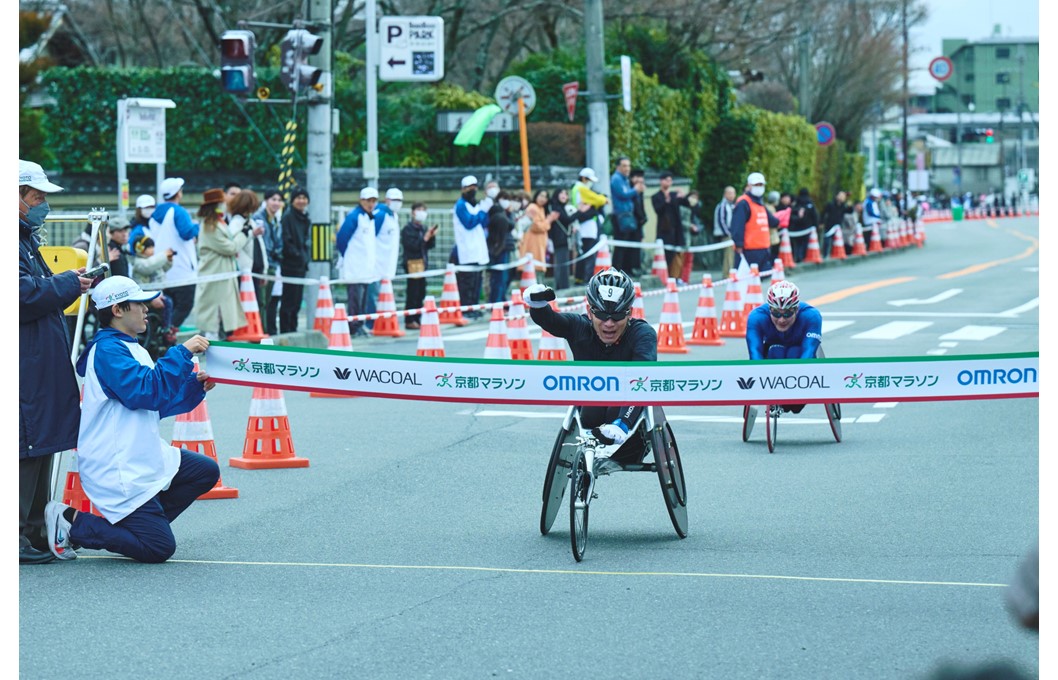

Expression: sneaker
xmin=45 ymin=501 xmax=77 ymax=560
xmin=406 ymin=321 xmax=421 ymax=330
xmin=770 ymin=405 xmax=784 ymax=419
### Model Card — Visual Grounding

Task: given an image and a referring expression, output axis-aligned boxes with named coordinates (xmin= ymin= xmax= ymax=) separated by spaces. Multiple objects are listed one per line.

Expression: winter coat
xmin=19 ymin=220 xmax=82 ymax=458
xmin=281 ymin=208 xmax=312 ymax=278
xmin=194 ymin=220 xmax=249 ymax=334
xmin=519 ymin=203 xmax=552 ymax=271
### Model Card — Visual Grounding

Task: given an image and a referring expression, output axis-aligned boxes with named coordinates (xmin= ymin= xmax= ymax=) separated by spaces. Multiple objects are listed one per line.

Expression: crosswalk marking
xmin=926 ymin=349 xmax=948 ymax=355
xmin=821 ymin=320 xmax=855 ymax=334
xmin=851 ymin=321 xmax=933 ymax=340
xmin=855 ymin=414 xmax=887 ymax=423
xmin=939 ymin=325 xmax=1007 ymax=341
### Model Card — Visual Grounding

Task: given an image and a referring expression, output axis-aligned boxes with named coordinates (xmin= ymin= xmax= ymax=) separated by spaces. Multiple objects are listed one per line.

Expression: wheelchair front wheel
xmin=826 ymin=402 xmax=842 ymax=443
xmin=569 ymin=449 xmax=590 ymax=562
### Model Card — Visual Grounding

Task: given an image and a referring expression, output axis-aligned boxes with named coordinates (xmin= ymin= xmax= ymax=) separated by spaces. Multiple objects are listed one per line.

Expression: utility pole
xmin=364 ymin=0 xmax=379 ymax=190
xmin=304 ymin=0 xmax=333 ymax=329
xmin=900 ymin=0 xmax=909 ymax=208
xmin=584 ymin=0 xmax=610 ymax=198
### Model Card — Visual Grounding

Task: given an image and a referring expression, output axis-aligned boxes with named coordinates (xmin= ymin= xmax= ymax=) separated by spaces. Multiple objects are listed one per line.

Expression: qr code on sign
xmin=412 ymin=52 xmax=435 ymax=75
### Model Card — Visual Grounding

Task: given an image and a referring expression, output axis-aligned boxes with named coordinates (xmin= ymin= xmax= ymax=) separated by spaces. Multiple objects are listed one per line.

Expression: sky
xmin=909 ymin=0 xmax=1041 ymax=92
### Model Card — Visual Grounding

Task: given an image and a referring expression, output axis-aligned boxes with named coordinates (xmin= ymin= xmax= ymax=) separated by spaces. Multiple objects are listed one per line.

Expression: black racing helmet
xmin=585 ymin=268 xmax=636 ymax=317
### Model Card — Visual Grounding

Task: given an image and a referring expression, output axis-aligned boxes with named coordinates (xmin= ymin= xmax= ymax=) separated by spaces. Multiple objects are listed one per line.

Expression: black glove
xmin=524 ymin=283 xmax=555 ymax=307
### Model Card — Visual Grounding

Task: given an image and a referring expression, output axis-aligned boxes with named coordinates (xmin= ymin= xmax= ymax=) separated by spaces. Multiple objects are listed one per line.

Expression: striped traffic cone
xmin=593 ymin=235 xmax=613 ymax=275
xmin=688 ymin=274 xmax=724 ymax=346
xmin=851 ymin=223 xmax=868 ymax=256
xmin=506 ymin=290 xmax=534 ymax=360
xmin=742 ymin=264 xmax=764 ymax=320
xmin=916 ymin=220 xmax=927 ymax=247
xmin=62 ymin=454 xmax=102 ymax=517
xmin=415 ymin=296 xmax=445 ymax=358
xmin=718 ymin=269 xmax=746 ymax=337
xmin=519 ymin=257 xmax=538 ymax=294
xmin=804 ymin=230 xmax=823 ymax=264
xmin=651 ymin=239 xmax=669 ymax=285
xmin=829 ymin=226 xmax=847 ymax=260
xmin=230 ymin=362 xmax=310 ymax=469
xmin=227 ymin=273 xmax=268 ymax=342
xmin=631 ymin=282 xmax=645 ymax=320
xmin=778 ymin=229 xmax=796 ymax=269
xmin=313 ymin=276 xmax=335 ymax=340
xmin=536 ymin=300 xmax=569 ymax=361
xmin=656 ymin=279 xmax=688 ymax=354
xmin=483 ymin=304 xmax=512 ymax=360
xmin=371 ymin=278 xmax=405 ymax=337
xmin=438 ymin=264 xmax=469 ymax=326
xmin=171 ymin=358 xmax=238 ymax=499
xmin=770 ymin=258 xmax=786 ymax=285
xmin=311 ymin=304 xmax=356 ymax=398
xmin=868 ymin=225 xmax=883 ymax=253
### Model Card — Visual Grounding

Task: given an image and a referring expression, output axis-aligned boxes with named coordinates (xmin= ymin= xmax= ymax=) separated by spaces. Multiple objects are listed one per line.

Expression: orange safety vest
xmin=737 ymin=194 xmax=771 ymax=250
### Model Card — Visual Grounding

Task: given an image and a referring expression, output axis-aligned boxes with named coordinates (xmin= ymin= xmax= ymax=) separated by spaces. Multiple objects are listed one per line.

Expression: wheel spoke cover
xmin=540 ymin=426 xmax=576 ymax=535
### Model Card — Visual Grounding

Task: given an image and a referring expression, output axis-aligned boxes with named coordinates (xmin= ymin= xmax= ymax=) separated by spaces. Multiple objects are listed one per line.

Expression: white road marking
xmin=888 ymin=289 xmax=963 ymax=307
xmin=939 ymin=326 xmax=1007 ymax=341
xmin=939 ymin=341 xmax=959 ymax=348
xmin=999 ymin=298 xmax=1039 ymax=317
xmin=926 ymin=349 xmax=948 ymax=355
xmin=855 ymin=413 xmax=887 ymax=423
xmin=851 ymin=321 xmax=933 ymax=340
xmin=821 ymin=320 xmax=855 ymax=333
xmin=874 ymin=402 xmax=899 ymax=408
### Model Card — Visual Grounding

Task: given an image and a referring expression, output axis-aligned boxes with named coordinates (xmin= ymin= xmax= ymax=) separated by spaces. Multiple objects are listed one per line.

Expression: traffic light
xmin=984 ymin=128 xmax=995 ymax=144
xmin=220 ymin=30 xmax=256 ymax=95
xmin=280 ymin=29 xmax=324 ymax=92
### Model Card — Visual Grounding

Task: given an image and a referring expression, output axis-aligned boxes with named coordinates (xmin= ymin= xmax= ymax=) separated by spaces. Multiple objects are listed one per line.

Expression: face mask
xmin=390 ymin=200 xmax=403 ymax=212
xmin=750 ymin=186 xmax=765 ymax=198
xmin=21 ymin=198 xmax=50 ymax=227
xmin=499 ymin=199 xmax=511 ymax=210
xmin=464 ymin=190 xmax=477 ymax=203
xmin=414 ymin=210 xmax=428 ymax=222
xmin=486 ymin=187 xmax=500 ymax=199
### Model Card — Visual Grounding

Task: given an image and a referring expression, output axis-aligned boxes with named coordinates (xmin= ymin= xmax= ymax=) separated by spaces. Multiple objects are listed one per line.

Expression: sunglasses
xmin=590 ymin=308 xmax=630 ymax=322
xmin=769 ymin=308 xmax=797 ymax=319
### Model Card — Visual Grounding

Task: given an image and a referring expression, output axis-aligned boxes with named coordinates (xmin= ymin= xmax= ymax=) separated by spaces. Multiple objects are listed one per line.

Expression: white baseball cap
xmin=360 ymin=187 xmax=379 ymax=200
xmin=135 ymin=194 xmax=156 ymax=209
xmin=746 ymin=172 xmax=766 ymax=186
xmin=91 ymin=275 xmax=160 ymax=310
xmin=385 ymin=187 xmax=403 ymax=200
xmin=461 ymin=175 xmax=478 ymax=188
xmin=161 ymin=177 xmax=185 ymax=199
xmin=19 ymin=160 xmax=64 ymax=193
xmin=578 ymin=167 xmax=599 ymax=183
xmin=870 ymin=188 xmax=882 ymax=198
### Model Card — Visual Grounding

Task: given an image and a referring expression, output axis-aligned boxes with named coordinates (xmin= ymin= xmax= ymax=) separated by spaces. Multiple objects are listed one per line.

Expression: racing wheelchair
xmin=540 ymin=405 xmax=687 ymax=562
xmin=740 ymin=345 xmax=842 ymax=453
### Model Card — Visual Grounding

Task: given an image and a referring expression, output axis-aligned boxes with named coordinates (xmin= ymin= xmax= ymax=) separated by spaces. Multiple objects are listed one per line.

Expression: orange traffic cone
xmin=719 ymin=269 xmax=746 ymax=337
xmin=742 ymin=264 xmax=764 ymax=320
xmin=228 ymin=273 xmax=269 ymax=342
xmin=651 ymin=239 xmax=669 ymax=285
xmin=868 ymin=224 xmax=883 ymax=252
xmin=770 ymin=258 xmax=786 ymax=285
xmin=631 ymin=282 xmax=645 ymax=320
xmin=778 ymin=229 xmax=796 ymax=269
xmin=536 ymin=300 xmax=569 ymax=361
xmin=519 ymin=257 xmax=538 ymax=294
xmin=688 ymin=274 xmax=724 ymax=346
xmin=415 ymin=295 xmax=445 ymax=357
xmin=438 ymin=264 xmax=469 ymax=326
xmin=593 ymin=235 xmax=613 ymax=275
xmin=230 ymin=348 xmax=310 ymax=470
xmin=371 ymin=278 xmax=405 ymax=337
xmin=62 ymin=454 xmax=102 ymax=516
xmin=311 ymin=303 xmax=356 ymax=398
xmin=484 ymin=304 xmax=512 ymax=359
xmin=829 ymin=226 xmax=847 ymax=260
xmin=171 ymin=358 xmax=238 ymax=499
xmin=506 ymin=290 xmax=534 ymax=360
xmin=885 ymin=223 xmax=899 ymax=250
xmin=657 ymin=279 xmax=688 ymax=354
xmin=804 ymin=230 xmax=823 ymax=264
xmin=851 ymin=223 xmax=868 ymax=256
xmin=313 ymin=276 xmax=335 ymax=340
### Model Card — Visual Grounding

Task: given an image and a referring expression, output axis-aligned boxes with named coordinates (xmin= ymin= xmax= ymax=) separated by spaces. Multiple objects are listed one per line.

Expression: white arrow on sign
xmin=887 ymin=289 xmax=963 ymax=307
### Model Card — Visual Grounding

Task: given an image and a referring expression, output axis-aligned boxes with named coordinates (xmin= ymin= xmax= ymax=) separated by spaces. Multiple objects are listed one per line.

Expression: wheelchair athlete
xmin=525 ymin=269 xmax=657 ymax=473
xmin=745 ymin=280 xmax=822 ymax=414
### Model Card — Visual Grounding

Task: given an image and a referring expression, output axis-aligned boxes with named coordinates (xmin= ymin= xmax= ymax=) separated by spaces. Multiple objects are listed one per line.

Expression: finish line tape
xmin=204 ymin=343 xmax=1038 ymax=407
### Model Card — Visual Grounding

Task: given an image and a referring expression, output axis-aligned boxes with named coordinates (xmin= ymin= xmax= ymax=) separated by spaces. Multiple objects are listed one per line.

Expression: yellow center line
xmin=808 ymin=277 xmax=917 ymax=306
xmin=937 ymin=228 xmax=1039 ymax=279
xmin=78 ymin=555 xmax=1004 ymax=588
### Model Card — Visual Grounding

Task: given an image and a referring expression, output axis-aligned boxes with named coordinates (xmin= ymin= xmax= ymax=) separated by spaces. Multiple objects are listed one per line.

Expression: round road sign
xmin=815 ymin=121 xmax=836 ymax=146
xmin=928 ymin=56 xmax=954 ymax=82
xmin=494 ymin=76 xmax=537 ymax=116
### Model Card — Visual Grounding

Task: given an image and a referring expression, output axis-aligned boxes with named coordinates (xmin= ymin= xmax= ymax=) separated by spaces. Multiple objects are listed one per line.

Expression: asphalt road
xmin=18 ymin=216 xmax=1040 ymax=679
